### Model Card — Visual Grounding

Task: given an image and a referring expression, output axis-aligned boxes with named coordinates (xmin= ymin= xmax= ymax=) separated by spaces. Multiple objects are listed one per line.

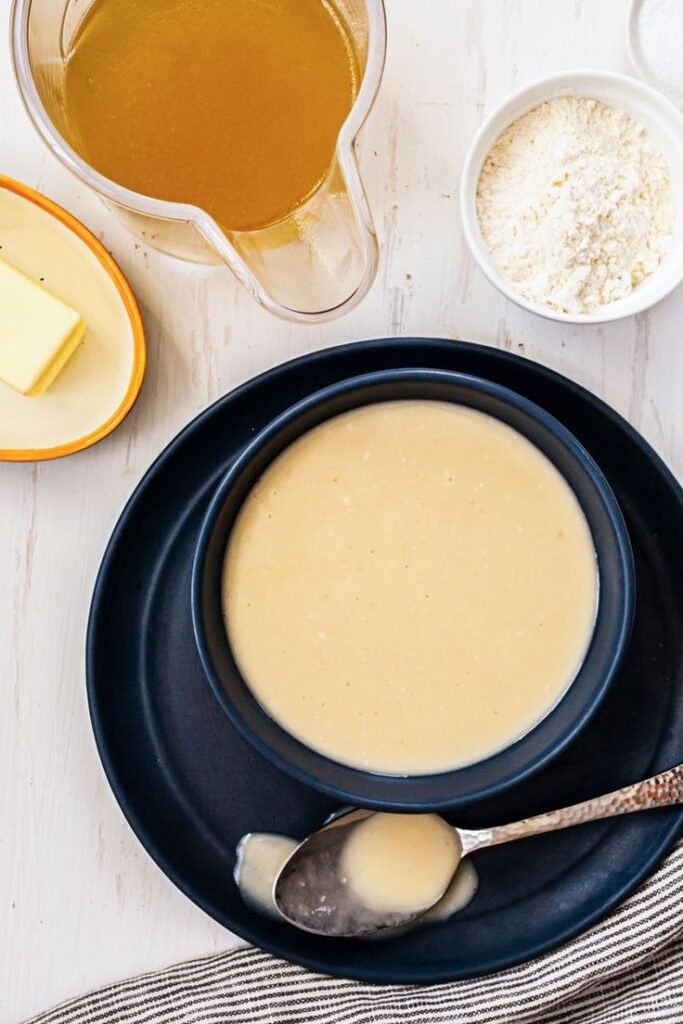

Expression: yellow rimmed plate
xmin=0 ymin=175 xmax=145 ymax=461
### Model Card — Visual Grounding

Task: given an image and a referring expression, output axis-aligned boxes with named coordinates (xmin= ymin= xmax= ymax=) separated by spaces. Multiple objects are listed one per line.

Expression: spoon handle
xmin=462 ymin=762 xmax=683 ymax=855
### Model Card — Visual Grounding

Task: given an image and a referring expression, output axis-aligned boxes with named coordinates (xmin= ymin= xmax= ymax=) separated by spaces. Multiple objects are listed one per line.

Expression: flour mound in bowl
xmin=476 ymin=96 xmax=674 ymax=314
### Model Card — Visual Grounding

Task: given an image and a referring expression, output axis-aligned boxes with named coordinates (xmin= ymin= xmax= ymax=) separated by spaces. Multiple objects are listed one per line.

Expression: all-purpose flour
xmin=476 ymin=96 xmax=674 ymax=314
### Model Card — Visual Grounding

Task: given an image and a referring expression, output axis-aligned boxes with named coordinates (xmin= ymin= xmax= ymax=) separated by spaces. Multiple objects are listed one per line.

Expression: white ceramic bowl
xmin=626 ymin=0 xmax=683 ymax=110
xmin=460 ymin=69 xmax=683 ymax=325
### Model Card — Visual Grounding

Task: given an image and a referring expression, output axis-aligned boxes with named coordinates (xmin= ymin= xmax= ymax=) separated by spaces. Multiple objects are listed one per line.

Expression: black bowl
xmin=191 ymin=369 xmax=634 ymax=810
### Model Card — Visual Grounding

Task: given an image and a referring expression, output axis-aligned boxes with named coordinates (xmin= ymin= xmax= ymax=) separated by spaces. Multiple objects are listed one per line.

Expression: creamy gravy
xmin=224 ymin=400 xmax=597 ymax=774
xmin=234 ymin=833 xmax=298 ymax=918
xmin=423 ymin=857 xmax=478 ymax=922
xmin=340 ymin=813 xmax=461 ymax=915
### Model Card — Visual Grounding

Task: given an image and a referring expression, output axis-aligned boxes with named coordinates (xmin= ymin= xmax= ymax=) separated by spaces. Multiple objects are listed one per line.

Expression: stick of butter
xmin=0 ymin=256 xmax=86 ymax=397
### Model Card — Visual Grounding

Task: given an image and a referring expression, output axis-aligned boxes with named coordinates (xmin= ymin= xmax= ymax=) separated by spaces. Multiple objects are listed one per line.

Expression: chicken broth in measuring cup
xmin=223 ymin=400 xmax=598 ymax=775
xmin=62 ymin=0 xmax=359 ymax=231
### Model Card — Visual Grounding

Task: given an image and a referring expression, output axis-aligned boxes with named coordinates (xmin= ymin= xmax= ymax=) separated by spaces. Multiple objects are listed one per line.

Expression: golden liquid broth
xmin=62 ymin=0 xmax=358 ymax=231
xmin=224 ymin=401 xmax=598 ymax=775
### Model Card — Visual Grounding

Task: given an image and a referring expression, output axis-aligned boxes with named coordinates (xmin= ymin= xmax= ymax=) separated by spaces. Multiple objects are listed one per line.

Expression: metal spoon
xmin=273 ymin=762 xmax=683 ymax=937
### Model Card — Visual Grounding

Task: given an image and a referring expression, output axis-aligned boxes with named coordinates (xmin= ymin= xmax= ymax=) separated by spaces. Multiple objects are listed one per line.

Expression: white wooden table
xmin=1 ymin=0 xmax=682 ymax=1019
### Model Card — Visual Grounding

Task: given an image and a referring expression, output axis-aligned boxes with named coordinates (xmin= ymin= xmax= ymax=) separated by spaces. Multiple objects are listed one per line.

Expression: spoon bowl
xmin=273 ymin=810 xmax=429 ymax=937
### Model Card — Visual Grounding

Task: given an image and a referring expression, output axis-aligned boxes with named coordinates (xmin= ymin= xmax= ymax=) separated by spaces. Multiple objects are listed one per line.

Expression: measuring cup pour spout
xmin=197 ymin=143 xmax=381 ymax=323
xmin=11 ymin=0 xmax=386 ymax=324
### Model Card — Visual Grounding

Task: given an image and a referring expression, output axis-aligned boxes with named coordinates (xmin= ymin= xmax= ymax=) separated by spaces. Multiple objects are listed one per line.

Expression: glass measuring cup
xmin=11 ymin=0 xmax=386 ymax=323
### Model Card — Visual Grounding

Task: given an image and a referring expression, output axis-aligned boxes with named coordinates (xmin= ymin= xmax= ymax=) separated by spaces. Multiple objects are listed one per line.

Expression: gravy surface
xmin=224 ymin=400 xmax=597 ymax=774
xmin=340 ymin=813 xmax=461 ymax=915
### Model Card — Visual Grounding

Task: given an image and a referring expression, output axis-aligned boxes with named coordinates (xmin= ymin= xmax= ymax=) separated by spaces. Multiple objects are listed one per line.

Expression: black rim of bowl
xmin=191 ymin=368 xmax=635 ymax=810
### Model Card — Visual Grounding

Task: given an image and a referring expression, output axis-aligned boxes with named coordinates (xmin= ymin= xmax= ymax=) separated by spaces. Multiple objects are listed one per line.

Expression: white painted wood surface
xmin=1 ymin=0 xmax=681 ymax=1019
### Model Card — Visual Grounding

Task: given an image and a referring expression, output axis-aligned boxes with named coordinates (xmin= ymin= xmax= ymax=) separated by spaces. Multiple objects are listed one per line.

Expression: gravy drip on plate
xmin=234 ymin=833 xmax=298 ymax=918
xmin=224 ymin=400 xmax=598 ymax=774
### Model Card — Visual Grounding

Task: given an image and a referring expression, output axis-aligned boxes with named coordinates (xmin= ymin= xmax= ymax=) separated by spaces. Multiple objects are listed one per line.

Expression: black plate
xmin=87 ymin=338 xmax=683 ymax=984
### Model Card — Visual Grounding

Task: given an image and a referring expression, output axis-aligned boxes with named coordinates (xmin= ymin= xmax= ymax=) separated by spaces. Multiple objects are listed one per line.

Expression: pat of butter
xmin=0 ymin=256 xmax=86 ymax=396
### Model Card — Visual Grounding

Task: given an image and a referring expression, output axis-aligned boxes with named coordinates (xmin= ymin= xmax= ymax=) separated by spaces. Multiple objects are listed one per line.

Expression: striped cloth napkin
xmin=26 ymin=841 xmax=683 ymax=1024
